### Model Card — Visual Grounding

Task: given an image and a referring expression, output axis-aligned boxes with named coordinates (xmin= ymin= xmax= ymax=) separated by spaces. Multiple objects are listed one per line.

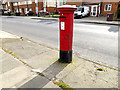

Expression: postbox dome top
xmin=57 ymin=5 xmax=77 ymax=12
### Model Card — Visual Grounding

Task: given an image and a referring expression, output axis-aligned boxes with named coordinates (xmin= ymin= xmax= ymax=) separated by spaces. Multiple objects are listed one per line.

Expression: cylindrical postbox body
xmin=57 ymin=5 xmax=77 ymax=63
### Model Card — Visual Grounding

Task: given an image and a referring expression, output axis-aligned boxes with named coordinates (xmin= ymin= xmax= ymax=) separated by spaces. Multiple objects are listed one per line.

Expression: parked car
xmin=3 ymin=10 xmax=11 ymax=16
xmin=25 ymin=11 xmax=35 ymax=16
xmin=0 ymin=10 xmax=2 ymax=15
xmin=38 ymin=10 xmax=49 ymax=15
xmin=74 ymin=6 xmax=90 ymax=18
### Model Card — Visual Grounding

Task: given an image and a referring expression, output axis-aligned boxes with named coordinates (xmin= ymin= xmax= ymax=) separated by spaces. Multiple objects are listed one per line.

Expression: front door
xmin=22 ymin=8 xmax=25 ymax=15
xmin=91 ymin=5 xmax=98 ymax=16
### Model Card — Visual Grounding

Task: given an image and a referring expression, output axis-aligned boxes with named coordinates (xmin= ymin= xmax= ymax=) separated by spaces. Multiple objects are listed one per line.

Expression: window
xmin=81 ymin=8 xmax=84 ymax=13
xmin=77 ymin=8 xmax=82 ymax=11
xmin=35 ymin=0 xmax=38 ymax=3
xmin=25 ymin=8 xmax=28 ymax=13
xmin=14 ymin=3 xmax=17 ymax=6
xmin=29 ymin=8 xmax=32 ymax=11
xmin=104 ymin=4 xmax=112 ymax=11
xmin=19 ymin=8 xmax=21 ymax=12
xmin=24 ymin=1 xmax=27 ymax=4
xmin=16 ymin=8 xmax=18 ymax=12
xmin=28 ymin=1 xmax=32 ymax=4
xmin=18 ymin=2 xmax=20 ymax=5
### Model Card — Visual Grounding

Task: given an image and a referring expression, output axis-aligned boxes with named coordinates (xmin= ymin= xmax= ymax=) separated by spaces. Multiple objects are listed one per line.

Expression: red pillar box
xmin=57 ymin=5 xmax=77 ymax=63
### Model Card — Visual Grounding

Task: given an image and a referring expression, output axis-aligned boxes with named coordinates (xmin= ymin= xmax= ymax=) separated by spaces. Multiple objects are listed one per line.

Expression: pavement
xmin=0 ymin=30 xmax=119 ymax=89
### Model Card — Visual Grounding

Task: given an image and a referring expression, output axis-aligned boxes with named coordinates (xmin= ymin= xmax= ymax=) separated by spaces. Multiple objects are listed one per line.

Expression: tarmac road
xmin=1 ymin=16 xmax=119 ymax=69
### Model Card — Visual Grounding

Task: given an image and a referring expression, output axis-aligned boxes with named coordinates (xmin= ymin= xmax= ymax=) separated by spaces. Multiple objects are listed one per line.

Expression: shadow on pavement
xmin=18 ymin=60 xmax=68 ymax=89
xmin=108 ymin=26 xmax=119 ymax=33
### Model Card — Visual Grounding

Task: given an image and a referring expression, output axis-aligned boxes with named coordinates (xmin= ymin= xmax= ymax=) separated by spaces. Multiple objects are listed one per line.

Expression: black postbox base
xmin=59 ymin=50 xmax=72 ymax=63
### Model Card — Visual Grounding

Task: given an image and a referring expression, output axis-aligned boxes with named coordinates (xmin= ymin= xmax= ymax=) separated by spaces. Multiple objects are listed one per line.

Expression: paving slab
xmin=2 ymin=65 xmax=34 ymax=88
xmin=0 ymin=48 xmax=3 ymax=89
xmin=61 ymin=59 xmax=118 ymax=88
xmin=42 ymin=81 xmax=61 ymax=89
xmin=0 ymin=49 xmax=35 ymax=88
xmin=1 ymin=47 xmax=22 ymax=74
xmin=23 ymin=50 xmax=58 ymax=71
xmin=20 ymin=75 xmax=50 ymax=88
xmin=1 ymin=38 xmax=51 ymax=59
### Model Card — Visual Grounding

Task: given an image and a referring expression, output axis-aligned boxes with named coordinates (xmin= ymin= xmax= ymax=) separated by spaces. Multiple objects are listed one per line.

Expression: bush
xmin=116 ymin=7 xmax=120 ymax=18
xmin=8 ymin=12 xmax=11 ymax=16
xmin=52 ymin=15 xmax=59 ymax=18
xmin=54 ymin=11 xmax=59 ymax=14
xmin=15 ymin=12 xmax=21 ymax=16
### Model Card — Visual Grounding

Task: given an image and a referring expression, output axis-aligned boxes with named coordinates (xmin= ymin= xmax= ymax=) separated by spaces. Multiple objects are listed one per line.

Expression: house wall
xmin=46 ymin=7 xmax=57 ymax=12
xmin=6 ymin=1 xmax=120 ymax=16
xmin=67 ymin=1 xmax=119 ymax=17
xmin=101 ymin=2 xmax=119 ymax=16
xmin=66 ymin=2 xmax=82 ymax=7
xmin=43 ymin=0 xmax=65 ymax=12
xmin=13 ymin=3 xmax=36 ymax=15
xmin=38 ymin=2 xmax=44 ymax=11
xmin=7 ymin=2 xmax=14 ymax=13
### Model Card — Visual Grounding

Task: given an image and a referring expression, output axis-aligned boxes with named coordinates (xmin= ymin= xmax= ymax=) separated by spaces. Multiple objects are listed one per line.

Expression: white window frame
xmin=8 ymin=2 xmax=10 ymax=6
xmin=104 ymin=4 xmax=112 ymax=11
xmin=36 ymin=7 xmax=38 ymax=13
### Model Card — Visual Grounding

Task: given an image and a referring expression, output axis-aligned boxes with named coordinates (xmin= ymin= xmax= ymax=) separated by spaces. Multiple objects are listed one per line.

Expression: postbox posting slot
xmin=59 ymin=16 xmax=66 ymax=18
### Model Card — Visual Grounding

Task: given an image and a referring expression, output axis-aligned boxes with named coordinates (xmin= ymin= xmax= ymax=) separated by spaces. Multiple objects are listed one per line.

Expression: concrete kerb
xmin=2 ymin=16 xmax=119 ymax=25
xmin=77 ymin=20 xmax=120 ymax=26
xmin=29 ymin=17 xmax=120 ymax=26
xmin=31 ymin=17 xmax=58 ymax=21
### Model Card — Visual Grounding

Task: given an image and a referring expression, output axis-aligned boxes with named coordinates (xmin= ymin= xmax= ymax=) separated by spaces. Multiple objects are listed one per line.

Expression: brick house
xmin=6 ymin=0 xmax=65 ymax=14
xmin=66 ymin=2 xmax=82 ymax=7
xmin=101 ymin=1 xmax=120 ymax=17
xmin=7 ymin=0 xmax=43 ymax=15
xmin=66 ymin=0 xmax=120 ymax=17
xmin=6 ymin=0 xmax=120 ymax=17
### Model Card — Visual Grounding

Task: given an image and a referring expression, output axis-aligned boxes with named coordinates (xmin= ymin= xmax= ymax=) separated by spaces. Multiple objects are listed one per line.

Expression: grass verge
xmin=54 ymin=80 xmax=74 ymax=90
